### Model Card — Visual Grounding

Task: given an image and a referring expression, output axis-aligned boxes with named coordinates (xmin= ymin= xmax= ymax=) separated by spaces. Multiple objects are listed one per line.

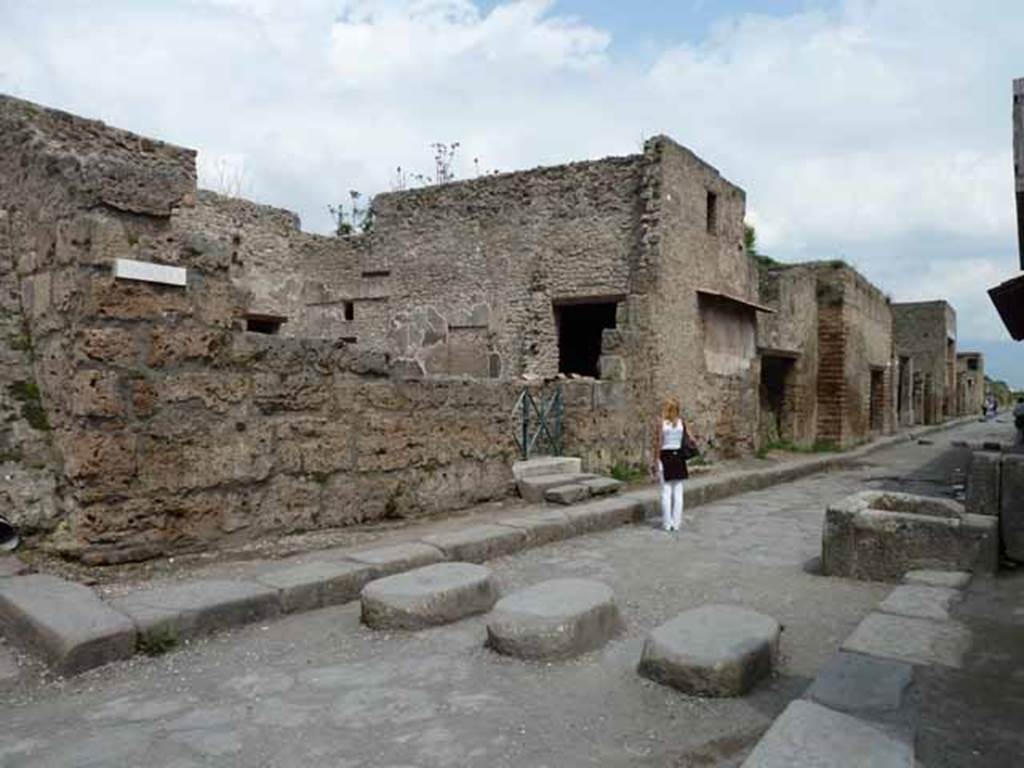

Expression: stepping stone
xmin=486 ymin=578 xmax=620 ymax=660
xmin=878 ymin=585 xmax=962 ymax=621
xmin=741 ymin=700 xmax=913 ymax=767
xmin=255 ymin=560 xmax=375 ymax=613
xmin=361 ymin=562 xmax=496 ymax=630
xmin=638 ymin=604 xmax=780 ymax=697
xmin=841 ymin=612 xmax=970 ymax=669
xmin=0 ymin=642 xmax=20 ymax=689
xmin=110 ymin=579 xmax=280 ymax=646
xmin=544 ymin=484 xmax=590 ymax=505
xmin=805 ymin=651 xmax=913 ymax=718
xmin=903 ymin=570 xmax=971 ymax=589
xmin=343 ymin=543 xmax=445 ymax=577
xmin=420 ymin=525 xmax=527 ymax=563
xmin=0 ymin=574 xmax=136 ymax=675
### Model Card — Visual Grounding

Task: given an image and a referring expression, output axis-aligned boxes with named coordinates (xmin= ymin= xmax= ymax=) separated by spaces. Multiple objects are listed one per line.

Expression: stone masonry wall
xmin=956 ymin=353 xmax=985 ymax=416
xmin=892 ymin=301 xmax=956 ymax=425
xmin=757 ymin=264 xmax=820 ymax=446
xmin=370 ymin=155 xmax=644 ymax=379
xmin=0 ymin=94 xmax=642 ymax=562
xmin=649 ymin=139 xmax=760 ymax=458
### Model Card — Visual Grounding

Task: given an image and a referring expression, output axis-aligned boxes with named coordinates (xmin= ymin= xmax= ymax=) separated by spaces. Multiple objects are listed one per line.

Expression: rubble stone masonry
xmin=892 ymin=301 xmax=957 ymax=425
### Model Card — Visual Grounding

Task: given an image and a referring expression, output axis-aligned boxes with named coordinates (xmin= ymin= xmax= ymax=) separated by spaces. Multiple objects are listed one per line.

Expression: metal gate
xmin=511 ymin=384 xmax=564 ymax=460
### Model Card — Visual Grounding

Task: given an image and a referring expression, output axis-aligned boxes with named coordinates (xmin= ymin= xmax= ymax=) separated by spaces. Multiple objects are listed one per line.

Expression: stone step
xmin=0 ymin=574 xmax=136 ymax=676
xmin=544 ymin=477 xmax=625 ymax=506
xmin=511 ymin=456 xmax=583 ymax=481
xmin=517 ymin=472 xmax=598 ymax=503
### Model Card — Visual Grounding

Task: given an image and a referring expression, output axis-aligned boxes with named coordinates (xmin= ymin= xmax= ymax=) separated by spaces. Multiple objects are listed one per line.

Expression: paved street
xmin=0 ymin=420 xmax=1013 ymax=767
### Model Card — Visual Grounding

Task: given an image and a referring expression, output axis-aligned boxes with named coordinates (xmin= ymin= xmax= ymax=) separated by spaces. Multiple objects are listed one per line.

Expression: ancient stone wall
xmin=650 ymin=139 xmax=760 ymax=457
xmin=371 ymin=155 xmax=644 ymax=379
xmin=892 ymin=301 xmax=956 ymax=425
xmin=956 ymin=352 xmax=985 ymax=416
xmin=1014 ymin=78 xmax=1023 ymax=265
xmin=757 ymin=265 xmax=820 ymax=446
xmin=0 ymin=94 xmax=643 ymax=562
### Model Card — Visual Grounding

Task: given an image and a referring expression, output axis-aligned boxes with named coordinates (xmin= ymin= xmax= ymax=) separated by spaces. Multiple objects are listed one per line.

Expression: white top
xmin=661 ymin=419 xmax=684 ymax=450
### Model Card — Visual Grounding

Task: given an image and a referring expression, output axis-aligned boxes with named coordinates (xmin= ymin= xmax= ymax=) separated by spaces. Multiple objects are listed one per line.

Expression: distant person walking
xmin=651 ymin=398 xmax=696 ymax=532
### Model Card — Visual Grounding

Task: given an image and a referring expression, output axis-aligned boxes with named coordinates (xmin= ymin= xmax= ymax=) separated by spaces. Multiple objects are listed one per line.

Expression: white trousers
xmin=661 ymin=480 xmax=684 ymax=530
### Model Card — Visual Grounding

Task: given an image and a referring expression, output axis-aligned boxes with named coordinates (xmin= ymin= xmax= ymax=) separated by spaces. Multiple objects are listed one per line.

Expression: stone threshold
xmin=0 ymin=417 xmax=973 ymax=680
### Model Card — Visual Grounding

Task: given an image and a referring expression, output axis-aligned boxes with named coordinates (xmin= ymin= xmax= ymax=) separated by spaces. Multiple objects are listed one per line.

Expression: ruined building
xmin=891 ymin=301 xmax=957 ymax=426
xmin=757 ymin=262 xmax=895 ymax=449
xmin=956 ymin=352 xmax=985 ymax=417
xmin=0 ymin=93 xmax=969 ymax=562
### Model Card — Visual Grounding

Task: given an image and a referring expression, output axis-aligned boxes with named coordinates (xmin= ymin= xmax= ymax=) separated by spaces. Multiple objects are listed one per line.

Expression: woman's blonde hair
xmin=662 ymin=397 xmax=681 ymax=423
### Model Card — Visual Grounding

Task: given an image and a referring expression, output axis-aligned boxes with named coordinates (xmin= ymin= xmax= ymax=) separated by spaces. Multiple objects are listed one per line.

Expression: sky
xmin=1 ymin=0 xmax=1023 ymax=384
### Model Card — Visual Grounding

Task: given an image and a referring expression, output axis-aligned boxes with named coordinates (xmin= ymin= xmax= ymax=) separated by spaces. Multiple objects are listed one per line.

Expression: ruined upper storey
xmin=0 ymin=94 xmax=196 ymax=217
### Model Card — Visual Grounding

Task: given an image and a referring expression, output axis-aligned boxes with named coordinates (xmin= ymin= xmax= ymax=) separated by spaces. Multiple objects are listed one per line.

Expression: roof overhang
xmin=988 ymin=273 xmax=1024 ymax=340
xmin=697 ymin=288 xmax=775 ymax=314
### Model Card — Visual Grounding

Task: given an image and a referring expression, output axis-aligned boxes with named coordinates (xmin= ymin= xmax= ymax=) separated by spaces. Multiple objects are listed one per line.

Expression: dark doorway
xmin=554 ymin=301 xmax=618 ymax=378
xmin=759 ymin=355 xmax=796 ymax=444
xmin=869 ymin=367 xmax=885 ymax=432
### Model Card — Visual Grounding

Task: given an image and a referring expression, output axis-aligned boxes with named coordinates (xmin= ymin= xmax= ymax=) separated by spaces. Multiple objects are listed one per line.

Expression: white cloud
xmin=1 ymin=0 xmax=1021 ymax=353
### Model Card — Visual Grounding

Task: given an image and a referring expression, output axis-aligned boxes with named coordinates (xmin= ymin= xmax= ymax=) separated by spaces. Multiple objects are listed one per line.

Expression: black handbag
xmin=681 ymin=427 xmax=699 ymax=461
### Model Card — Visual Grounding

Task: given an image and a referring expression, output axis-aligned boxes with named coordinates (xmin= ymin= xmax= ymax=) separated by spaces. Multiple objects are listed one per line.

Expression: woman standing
xmin=652 ymin=398 xmax=691 ymax=532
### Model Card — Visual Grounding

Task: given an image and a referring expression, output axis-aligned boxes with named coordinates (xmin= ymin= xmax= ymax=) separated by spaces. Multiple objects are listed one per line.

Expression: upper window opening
xmin=245 ymin=314 xmax=286 ymax=335
xmin=554 ymin=300 xmax=618 ymax=378
xmin=706 ymin=190 xmax=718 ymax=234
xmin=344 ymin=301 xmax=355 ymax=321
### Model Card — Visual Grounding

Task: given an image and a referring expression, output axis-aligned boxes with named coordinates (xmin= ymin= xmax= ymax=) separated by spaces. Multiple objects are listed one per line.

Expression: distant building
xmin=891 ymin=301 xmax=957 ymax=426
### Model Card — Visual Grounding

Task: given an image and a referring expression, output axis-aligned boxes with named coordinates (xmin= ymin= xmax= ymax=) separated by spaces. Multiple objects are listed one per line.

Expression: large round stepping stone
xmin=638 ymin=604 xmax=780 ymax=697
xmin=361 ymin=562 xmax=497 ymax=630
xmin=485 ymin=578 xmax=620 ymax=660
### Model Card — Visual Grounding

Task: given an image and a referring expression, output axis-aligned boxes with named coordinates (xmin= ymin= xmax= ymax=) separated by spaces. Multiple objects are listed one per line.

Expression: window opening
xmin=245 ymin=314 xmax=286 ymax=335
xmin=554 ymin=301 xmax=618 ymax=378
xmin=344 ymin=301 xmax=355 ymax=321
xmin=706 ymin=190 xmax=718 ymax=234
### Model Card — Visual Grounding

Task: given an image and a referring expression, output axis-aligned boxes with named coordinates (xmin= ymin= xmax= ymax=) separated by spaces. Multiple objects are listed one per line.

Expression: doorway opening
xmin=869 ymin=367 xmax=885 ymax=432
xmin=759 ymin=354 xmax=796 ymax=445
xmin=554 ymin=300 xmax=618 ymax=378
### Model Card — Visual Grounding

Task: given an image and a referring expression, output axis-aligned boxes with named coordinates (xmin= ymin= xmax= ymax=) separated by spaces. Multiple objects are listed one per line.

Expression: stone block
xmin=497 ymin=510 xmax=574 ymax=546
xmin=0 ymin=642 xmax=20 ymax=689
xmin=517 ymin=472 xmax=597 ymax=503
xmin=903 ymin=570 xmax=971 ymax=589
xmin=361 ymin=562 xmax=497 ymax=630
xmin=68 ymin=370 xmax=124 ymax=418
xmin=841 ymin=612 xmax=970 ymax=669
xmin=965 ymin=451 xmax=1000 ymax=516
xmin=822 ymin=490 xmax=998 ymax=581
xmin=486 ymin=578 xmax=620 ymax=660
xmin=544 ymin=483 xmax=590 ymax=505
xmin=420 ymin=525 xmax=528 ymax=564
xmin=109 ymin=579 xmax=281 ymax=645
xmin=1000 ymin=454 xmax=1024 ymax=561
xmin=511 ymin=456 xmax=583 ymax=481
xmin=740 ymin=700 xmax=913 ymax=768
xmin=254 ymin=560 xmax=375 ymax=614
xmin=878 ymin=584 xmax=962 ymax=621
xmin=580 ymin=477 xmax=623 ymax=497
xmin=0 ymin=574 xmax=136 ymax=675
xmin=564 ymin=497 xmax=642 ymax=535
xmin=343 ymin=543 xmax=445 ymax=577
xmin=805 ymin=651 xmax=913 ymax=717
xmin=638 ymin=605 xmax=780 ymax=697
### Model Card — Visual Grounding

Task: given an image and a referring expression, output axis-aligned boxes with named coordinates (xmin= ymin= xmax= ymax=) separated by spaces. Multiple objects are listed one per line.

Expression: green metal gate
xmin=511 ymin=384 xmax=564 ymax=460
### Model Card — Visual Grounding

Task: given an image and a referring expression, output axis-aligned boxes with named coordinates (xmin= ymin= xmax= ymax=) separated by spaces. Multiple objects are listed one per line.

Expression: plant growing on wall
xmin=329 ymin=189 xmax=374 ymax=236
